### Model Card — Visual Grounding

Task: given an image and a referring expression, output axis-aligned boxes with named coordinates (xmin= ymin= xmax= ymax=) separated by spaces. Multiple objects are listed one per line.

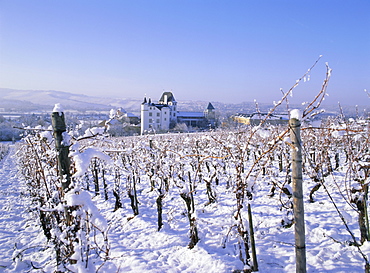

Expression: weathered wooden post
xmin=51 ymin=104 xmax=71 ymax=191
xmin=248 ymin=203 xmax=258 ymax=271
xmin=290 ymin=112 xmax=306 ymax=273
xmin=365 ymin=184 xmax=370 ymax=242
xmin=51 ymin=104 xmax=74 ymax=268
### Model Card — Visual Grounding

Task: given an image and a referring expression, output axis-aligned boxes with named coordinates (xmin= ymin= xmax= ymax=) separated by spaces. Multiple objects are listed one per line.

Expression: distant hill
xmin=0 ymin=88 xmax=367 ymax=118
xmin=0 ymin=88 xmax=142 ymax=113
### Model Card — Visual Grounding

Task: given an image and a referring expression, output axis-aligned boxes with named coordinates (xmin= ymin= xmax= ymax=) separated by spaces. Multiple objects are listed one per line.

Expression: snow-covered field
xmin=0 ymin=120 xmax=369 ymax=272
xmin=0 ymin=145 xmax=47 ymax=272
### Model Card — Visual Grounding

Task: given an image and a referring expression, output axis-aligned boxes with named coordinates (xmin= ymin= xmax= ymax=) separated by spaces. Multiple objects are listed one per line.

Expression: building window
xmin=157 ymin=113 xmax=160 ymax=117
xmin=149 ymin=119 xmax=153 ymax=123
xmin=156 ymin=119 xmax=160 ymax=123
xmin=164 ymin=111 xmax=167 ymax=115
xmin=164 ymin=118 xmax=167 ymax=121
xmin=149 ymin=112 xmax=152 ymax=116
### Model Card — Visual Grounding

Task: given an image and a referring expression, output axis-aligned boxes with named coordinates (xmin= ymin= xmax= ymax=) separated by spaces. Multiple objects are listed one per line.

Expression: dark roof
xmin=159 ymin=92 xmax=176 ymax=103
xmin=154 ymin=104 xmax=169 ymax=110
xmin=207 ymin=102 xmax=215 ymax=110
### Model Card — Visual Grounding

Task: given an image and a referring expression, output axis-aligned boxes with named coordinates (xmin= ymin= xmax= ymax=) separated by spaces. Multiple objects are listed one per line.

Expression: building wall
xmin=233 ymin=115 xmax=288 ymax=126
xmin=160 ymin=107 xmax=170 ymax=130
xmin=141 ymin=102 xmax=171 ymax=134
xmin=141 ymin=92 xmax=215 ymax=134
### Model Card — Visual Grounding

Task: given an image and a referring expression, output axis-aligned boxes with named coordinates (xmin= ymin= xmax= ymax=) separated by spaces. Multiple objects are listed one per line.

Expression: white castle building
xmin=141 ymin=91 xmax=216 ymax=134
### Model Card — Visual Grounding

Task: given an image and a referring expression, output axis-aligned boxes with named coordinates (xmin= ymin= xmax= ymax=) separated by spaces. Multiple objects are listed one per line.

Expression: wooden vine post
xmin=51 ymin=106 xmax=71 ymax=191
xmin=290 ymin=115 xmax=306 ymax=273
xmin=248 ymin=203 xmax=258 ymax=271
xmin=51 ymin=104 xmax=76 ymax=267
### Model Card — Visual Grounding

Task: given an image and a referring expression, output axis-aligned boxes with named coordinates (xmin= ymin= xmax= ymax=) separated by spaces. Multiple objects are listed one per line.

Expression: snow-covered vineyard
xmin=0 ymin=113 xmax=370 ymax=273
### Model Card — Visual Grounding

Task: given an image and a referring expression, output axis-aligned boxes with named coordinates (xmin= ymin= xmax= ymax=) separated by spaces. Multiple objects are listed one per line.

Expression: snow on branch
xmin=71 ymin=147 xmax=113 ymax=177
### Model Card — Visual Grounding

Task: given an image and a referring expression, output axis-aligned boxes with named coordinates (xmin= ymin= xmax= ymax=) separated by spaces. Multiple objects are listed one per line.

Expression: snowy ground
xmin=0 ymin=145 xmax=48 ymax=272
xmin=0 ymin=142 xmax=369 ymax=272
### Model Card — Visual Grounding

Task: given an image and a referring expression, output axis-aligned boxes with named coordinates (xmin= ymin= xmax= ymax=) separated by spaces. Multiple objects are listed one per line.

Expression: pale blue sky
xmin=0 ymin=0 xmax=369 ymax=105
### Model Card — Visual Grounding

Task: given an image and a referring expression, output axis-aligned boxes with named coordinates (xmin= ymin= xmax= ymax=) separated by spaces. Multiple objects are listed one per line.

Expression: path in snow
xmin=0 ymin=145 xmax=43 ymax=271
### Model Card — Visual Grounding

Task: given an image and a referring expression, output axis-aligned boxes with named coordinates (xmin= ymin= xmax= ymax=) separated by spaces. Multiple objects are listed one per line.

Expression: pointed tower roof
xmin=142 ymin=97 xmax=147 ymax=104
xmin=207 ymin=102 xmax=215 ymax=110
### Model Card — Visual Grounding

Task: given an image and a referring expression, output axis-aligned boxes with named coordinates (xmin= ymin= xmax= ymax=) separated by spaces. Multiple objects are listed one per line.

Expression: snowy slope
xmin=0 ymin=88 xmax=142 ymax=112
xmin=0 ymin=145 xmax=50 ymax=272
xmin=0 ymin=133 xmax=369 ymax=272
xmin=92 ymin=175 xmax=368 ymax=272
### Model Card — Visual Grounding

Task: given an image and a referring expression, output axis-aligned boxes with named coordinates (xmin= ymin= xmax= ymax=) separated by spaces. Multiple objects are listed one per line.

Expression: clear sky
xmin=1 ymin=0 xmax=369 ymax=106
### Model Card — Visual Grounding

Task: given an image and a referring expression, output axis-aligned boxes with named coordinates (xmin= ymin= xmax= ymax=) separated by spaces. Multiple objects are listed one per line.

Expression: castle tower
xmin=204 ymin=102 xmax=216 ymax=128
xmin=141 ymin=97 xmax=149 ymax=135
xmin=205 ymin=102 xmax=215 ymax=119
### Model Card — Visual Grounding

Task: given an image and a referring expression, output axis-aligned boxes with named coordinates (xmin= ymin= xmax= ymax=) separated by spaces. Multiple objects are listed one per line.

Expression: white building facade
xmin=140 ymin=92 xmax=177 ymax=134
xmin=141 ymin=91 xmax=216 ymax=134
